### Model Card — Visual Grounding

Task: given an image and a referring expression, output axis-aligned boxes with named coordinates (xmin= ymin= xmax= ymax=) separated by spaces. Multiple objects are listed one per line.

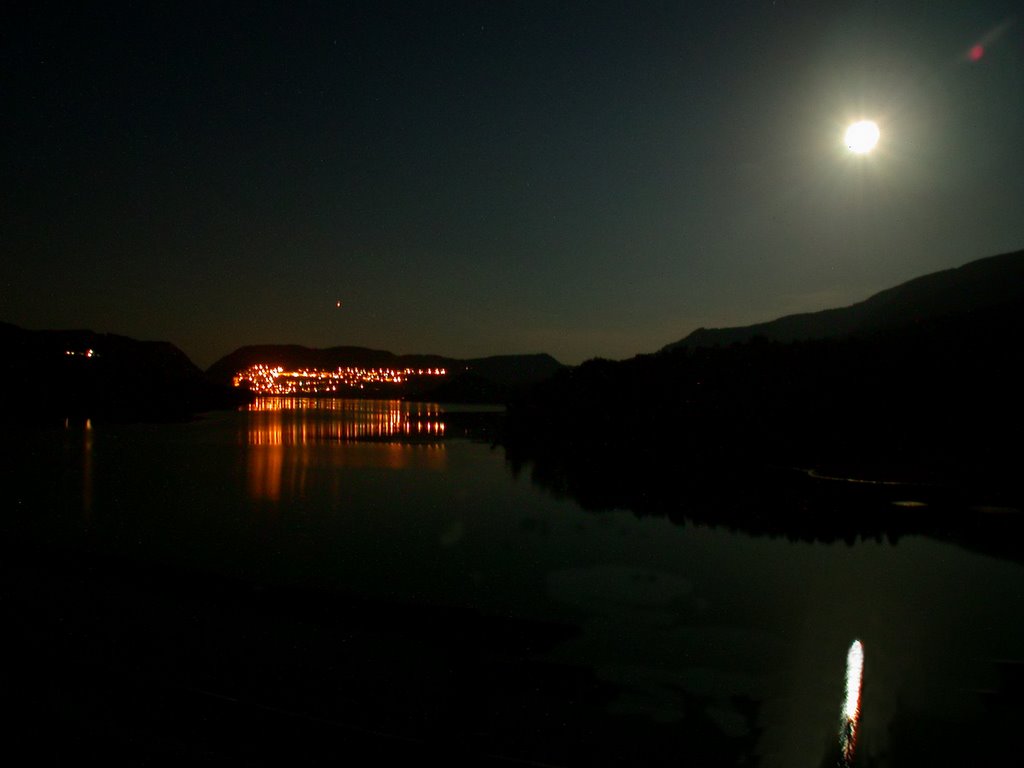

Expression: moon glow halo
xmin=844 ymin=120 xmax=880 ymax=154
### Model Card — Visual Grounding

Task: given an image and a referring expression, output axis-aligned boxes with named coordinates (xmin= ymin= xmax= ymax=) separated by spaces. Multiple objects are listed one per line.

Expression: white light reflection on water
xmin=840 ymin=639 xmax=864 ymax=765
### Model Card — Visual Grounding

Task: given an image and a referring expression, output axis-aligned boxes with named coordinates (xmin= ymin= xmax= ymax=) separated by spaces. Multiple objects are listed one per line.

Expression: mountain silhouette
xmin=505 ymin=247 xmax=1024 ymax=504
xmin=663 ymin=248 xmax=1024 ymax=351
xmin=0 ymin=321 xmax=245 ymax=421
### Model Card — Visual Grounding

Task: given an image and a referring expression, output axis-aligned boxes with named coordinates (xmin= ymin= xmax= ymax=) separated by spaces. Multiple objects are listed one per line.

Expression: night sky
xmin=4 ymin=1 xmax=1023 ymax=368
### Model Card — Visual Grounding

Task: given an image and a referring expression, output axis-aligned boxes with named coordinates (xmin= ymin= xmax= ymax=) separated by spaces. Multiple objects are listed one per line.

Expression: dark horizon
xmin=6 ymin=243 xmax=1023 ymax=374
xmin=4 ymin=1 xmax=1023 ymax=368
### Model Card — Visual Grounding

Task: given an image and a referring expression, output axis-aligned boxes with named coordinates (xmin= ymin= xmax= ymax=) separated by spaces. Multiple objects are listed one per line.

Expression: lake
xmin=4 ymin=397 xmax=1022 ymax=766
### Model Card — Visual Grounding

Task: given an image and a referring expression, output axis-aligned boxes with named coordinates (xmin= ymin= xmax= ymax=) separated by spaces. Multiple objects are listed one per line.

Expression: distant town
xmin=233 ymin=363 xmax=448 ymax=395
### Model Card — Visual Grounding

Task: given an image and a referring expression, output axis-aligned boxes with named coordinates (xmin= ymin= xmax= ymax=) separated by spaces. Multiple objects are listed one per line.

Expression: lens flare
xmin=840 ymin=639 xmax=864 ymax=765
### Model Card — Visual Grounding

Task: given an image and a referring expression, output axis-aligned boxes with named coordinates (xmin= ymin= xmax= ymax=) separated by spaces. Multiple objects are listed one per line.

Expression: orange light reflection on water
xmin=245 ymin=398 xmax=446 ymax=443
xmin=243 ymin=398 xmax=448 ymax=502
xmin=82 ymin=417 xmax=93 ymax=516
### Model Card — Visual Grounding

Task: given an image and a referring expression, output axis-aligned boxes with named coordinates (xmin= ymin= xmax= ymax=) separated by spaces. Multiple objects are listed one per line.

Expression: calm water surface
xmin=6 ymin=398 xmax=1023 ymax=766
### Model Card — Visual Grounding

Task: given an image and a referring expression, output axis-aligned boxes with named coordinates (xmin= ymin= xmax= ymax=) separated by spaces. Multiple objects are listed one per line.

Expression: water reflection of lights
xmin=243 ymin=398 xmax=449 ymax=501
xmin=83 ymin=417 xmax=93 ymax=515
xmin=840 ymin=639 xmax=864 ymax=766
xmin=245 ymin=398 xmax=446 ymax=444
xmin=64 ymin=417 xmax=94 ymax=516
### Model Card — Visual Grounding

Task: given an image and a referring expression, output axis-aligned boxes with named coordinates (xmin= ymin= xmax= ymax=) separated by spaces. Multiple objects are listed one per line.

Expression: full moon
xmin=844 ymin=120 xmax=880 ymax=154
